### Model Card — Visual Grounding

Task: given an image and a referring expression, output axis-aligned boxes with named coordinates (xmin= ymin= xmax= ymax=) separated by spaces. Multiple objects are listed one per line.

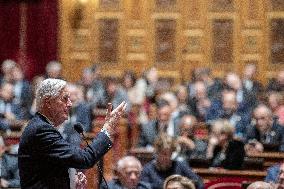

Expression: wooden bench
xmin=193 ymin=168 xmax=266 ymax=182
xmin=247 ymin=152 xmax=284 ymax=170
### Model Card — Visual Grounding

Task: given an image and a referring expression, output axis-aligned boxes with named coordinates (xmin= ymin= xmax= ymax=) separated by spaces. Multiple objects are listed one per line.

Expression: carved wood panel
xmin=155 ymin=19 xmax=176 ymax=63
xmin=212 ymin=19 xmax=233 ymax=64
xmin=270 ymin=0 xmax=284 ymax=11
xmin=98 ymin=19 xmax=119 ymax=63
xmin=270 ymin=18 xmax=284 ymax=64
xmin=210 ymin=0 xmax=235 ymax=12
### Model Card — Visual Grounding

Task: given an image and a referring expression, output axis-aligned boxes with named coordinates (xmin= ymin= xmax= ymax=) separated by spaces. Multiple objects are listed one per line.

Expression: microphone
xmin=74 ymin=122 xmax=84 ymax=135
xmin=73 ymin=122 xmax=109 ymax=189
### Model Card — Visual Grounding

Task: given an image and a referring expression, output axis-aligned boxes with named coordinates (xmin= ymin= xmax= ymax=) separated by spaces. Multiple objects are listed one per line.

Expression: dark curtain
xmin=0 ymin=2 xmax=20 ymax=66
xmin=26 ymin=0 xmax=58 ymax=80
xmin=0 ymin=0 xmax=58 ymax=81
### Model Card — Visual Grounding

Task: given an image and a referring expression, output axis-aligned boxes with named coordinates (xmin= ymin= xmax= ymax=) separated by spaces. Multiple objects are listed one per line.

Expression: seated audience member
xmin=140 ymin=134 xmax=204 ymax=189
xmin=160 ymin=92 xmax=184 ymax=137
xmin=12 ymin=64 xmax=32 ymax=114
xmin=206 ymin=119 xmax=245 ymax=170
xmin=174 ymin=114 xmax=207 ymax=161
xmin=0 ymin=59 xmax=16 ymax=85
xmin=101 ymin=156 xmax=151 ymax=189
xmin=175 ymin=85 xmax=194 ymax=115
xmin=247 ymin=181 xmax=274 ymax=189
xmin=268 ymin=92 xmax=284 ymax=126
xmin=105 ymin=76 xmax=131 ymax=113
xmin=206 ymin=90 xmax=251 ymax=139
xmin=197 ymin=68 xmax=223 ymax=101
xmin=267 ymin=70 xmax=284 ymax=92
xmin=86 ymin=65 xmax=106 ymax=107
xmin=245 ymin=104 xmax=284 ymax=152
xmin=265 ymin=163 xmax=284 ymax=183
xmin=61 ymin=83 xmax=92 ymax=145
xmin=242 ymin=63 xmax=263 ymax=96
xmin=122 ymin=70 xmax=144 ymax=106
xmin=0 ymin=82 xmax=26 ymax=132
xmin=188 ymin=81 xmax=211 ymax=121
xmin=138 ymin=100 xmax=173 ymax=148
xmin=45 ymin=60 xmax=63 ymax=79
xmin=163 ymin=174 xmax=196 ymax=189
xmin=0 ymin=136 xmax=20 ymax=188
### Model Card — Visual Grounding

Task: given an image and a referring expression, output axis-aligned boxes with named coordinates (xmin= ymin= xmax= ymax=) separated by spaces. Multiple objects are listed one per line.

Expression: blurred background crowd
xmin=0 ymin=59 xmax=283 ymax=188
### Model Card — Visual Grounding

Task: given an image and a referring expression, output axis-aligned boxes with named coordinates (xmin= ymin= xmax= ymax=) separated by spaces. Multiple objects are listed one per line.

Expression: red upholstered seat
xmin=205 ymin=177 xmax=248 ymax=189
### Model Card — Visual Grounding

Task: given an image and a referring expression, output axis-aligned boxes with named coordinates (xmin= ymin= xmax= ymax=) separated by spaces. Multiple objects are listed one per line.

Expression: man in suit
xmin=101 ymin=156 xmax=151 ymax=189
xmin=0 ymin=82 xmax=26 ymax=132
xmin=140 ymin=134 xmax=204 ymax=189
xmin=18 ymin=78 xmax=127 ymax=189
xmin=138 ymin=100 xmax=175 ymax=148
xmin=245 ymin=104 xmax=284 ymax=152
xmin=206 ymin=90 xmax=251 ymax=140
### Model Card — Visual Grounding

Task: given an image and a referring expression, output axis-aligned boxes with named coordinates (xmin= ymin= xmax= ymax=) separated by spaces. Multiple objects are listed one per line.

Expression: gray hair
xmin=36 ymin=78 xmax=67 ymax=110
xmin=247 ymin=181 xmax=274 ymax=189
xmin=46 ymin=61 xmax=62 ymax=72
xmin=2 ymin=59 xmax=16 ymax=71
xmin=116 ymin=156 xmax=142 ymax=173
xmin=254 ymin=104 xmax=273 ymax=118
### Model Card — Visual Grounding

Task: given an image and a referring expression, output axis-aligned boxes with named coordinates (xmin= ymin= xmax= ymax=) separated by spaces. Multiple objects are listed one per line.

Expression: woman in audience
xmin=140 ymin=133 xmax=204 ymax=189
xmin=163 ymin=175 xmax=196 ymax=189
xmin=206 ymin=119 xmax=245 ymax=170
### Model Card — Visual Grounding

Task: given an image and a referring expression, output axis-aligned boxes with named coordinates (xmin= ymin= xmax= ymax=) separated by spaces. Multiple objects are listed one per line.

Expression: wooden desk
xmin=247 ymin=152 xmax=284 ymax=169
xmin=193 ymin=168 xmax=267 ymax=182
xmin=128 ymin=148 xmax=154 ymax=165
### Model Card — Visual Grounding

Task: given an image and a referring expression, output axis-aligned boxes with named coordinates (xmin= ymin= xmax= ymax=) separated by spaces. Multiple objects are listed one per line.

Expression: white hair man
xmin=101 ymin=156 xmax=151 ymax=189
xmin=18 ymin=78 xmax=127 ymax=189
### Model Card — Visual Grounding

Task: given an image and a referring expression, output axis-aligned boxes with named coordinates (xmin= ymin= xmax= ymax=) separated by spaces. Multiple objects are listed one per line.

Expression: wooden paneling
xmin=59 ymin=0 xmax=284 ymax=83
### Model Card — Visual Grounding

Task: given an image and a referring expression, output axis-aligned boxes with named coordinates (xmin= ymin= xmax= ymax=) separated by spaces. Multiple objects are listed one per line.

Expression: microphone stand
xmin=79 ymin=132 xmax=109 ymax=189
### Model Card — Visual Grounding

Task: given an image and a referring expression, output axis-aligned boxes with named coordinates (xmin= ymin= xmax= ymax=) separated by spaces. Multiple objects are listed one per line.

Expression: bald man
xmin=101 ymin=156 xmax=151 ymax=189
xmin=246 ymin=104 xmax=284 ymax=152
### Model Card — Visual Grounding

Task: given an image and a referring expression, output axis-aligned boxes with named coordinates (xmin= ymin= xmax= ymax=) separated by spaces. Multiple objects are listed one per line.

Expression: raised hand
xmin=103 ymin=101 xmax=127 ymax=141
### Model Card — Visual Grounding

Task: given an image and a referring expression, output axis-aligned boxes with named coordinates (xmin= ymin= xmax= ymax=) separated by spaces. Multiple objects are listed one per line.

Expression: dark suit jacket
xmin=246 ymin=121 xmax=284 ymax=151
xmin=211 ymin=140 xmax=245 ymax=170
xmin=1 ymin=154 xmax=20 ymax=188
xmin=140 ymin=160 xmax=204 ymax=189
xmin=18 ymin=112 xmax=112 ymax=189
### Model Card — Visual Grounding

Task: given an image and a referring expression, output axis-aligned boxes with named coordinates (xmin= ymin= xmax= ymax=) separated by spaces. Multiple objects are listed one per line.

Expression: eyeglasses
xmin=254 ymin=116 xmax=267 ymax=120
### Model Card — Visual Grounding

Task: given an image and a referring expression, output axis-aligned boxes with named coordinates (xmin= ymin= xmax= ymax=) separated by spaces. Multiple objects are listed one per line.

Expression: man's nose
xmin=67 ymin=98 xmax=72 ymax=107
xmin=130 ymin=173 xmax=137 ymax=180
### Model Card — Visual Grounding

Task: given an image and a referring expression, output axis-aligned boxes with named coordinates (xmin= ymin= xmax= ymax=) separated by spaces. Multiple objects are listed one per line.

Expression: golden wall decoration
xmin=59 ymin=0 xmax=284 ymax=83
xmin=270 ymin=18 xmax=284 ymax=64
xmin=212 ymin=19 xmax=233 ymax=64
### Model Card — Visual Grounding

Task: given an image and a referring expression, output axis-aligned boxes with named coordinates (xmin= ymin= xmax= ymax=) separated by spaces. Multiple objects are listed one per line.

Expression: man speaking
xmin=18 ymin=78 xmax=127 ymax=189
